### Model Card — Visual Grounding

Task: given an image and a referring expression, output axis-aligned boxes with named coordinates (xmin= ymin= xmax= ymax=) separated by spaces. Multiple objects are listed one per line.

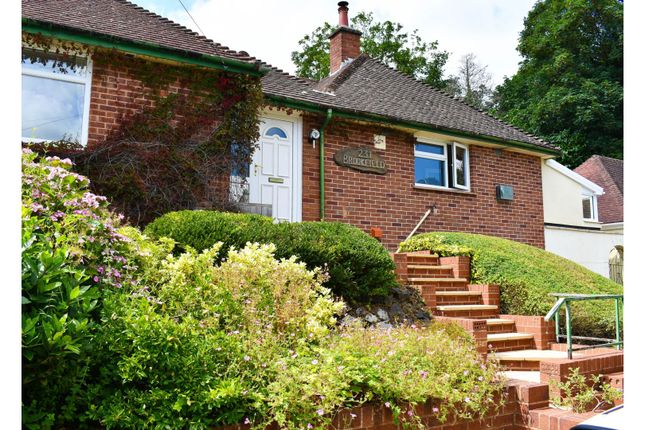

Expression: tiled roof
xmin=22 ymin=0 xmax=260 ymax=66
xmin=262 ymin=54 xmax=558 ymax=152
xmin=574 ymin=155 xmax=623 ymax=223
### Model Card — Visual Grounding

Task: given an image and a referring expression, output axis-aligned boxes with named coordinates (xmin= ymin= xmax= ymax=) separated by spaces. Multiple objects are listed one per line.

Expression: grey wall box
xmin=496 ymin=184 xmax=514 ymax=201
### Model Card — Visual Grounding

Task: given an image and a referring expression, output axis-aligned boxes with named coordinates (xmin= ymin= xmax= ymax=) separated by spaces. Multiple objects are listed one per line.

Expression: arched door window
xmin=609 ymin=246 xmax=623 ymax=285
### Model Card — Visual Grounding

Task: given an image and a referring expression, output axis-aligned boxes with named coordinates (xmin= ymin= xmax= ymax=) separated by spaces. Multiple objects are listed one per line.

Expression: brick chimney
xmin=329 ymin=1 xmax=362 ymax=74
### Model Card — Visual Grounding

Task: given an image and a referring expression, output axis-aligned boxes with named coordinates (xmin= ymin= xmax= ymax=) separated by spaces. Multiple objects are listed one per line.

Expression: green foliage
xmin=89 ymin=235 xmax=504 ymax=429
xmin=493 ymin=0 xmax=623 ymax=167
xmin=21 ymin=149 xmax=132 ymax=428
xmin=550 ymin=368 xmax=623 ymax=413
xmin=400 ymin=232 xmax=623 ymax=338
xmin=144 ymin=210 xmax=397 ymax=302
xmin=291 ymin=11 xmax=450 ymax=88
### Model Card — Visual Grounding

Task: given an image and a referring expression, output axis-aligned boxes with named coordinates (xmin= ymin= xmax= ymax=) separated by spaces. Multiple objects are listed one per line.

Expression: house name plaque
xmin=333 ymin=147 xmax=387 ymax=175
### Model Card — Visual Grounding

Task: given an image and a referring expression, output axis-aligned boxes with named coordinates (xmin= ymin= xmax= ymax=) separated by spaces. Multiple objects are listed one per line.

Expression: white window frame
xmin=452 ymin=141 xmax=470 ymax=190
xmin=582 ymin=194 xmax=598 ymax=222
xmin=414 ymin=139 xmax=449 ymax=190
xmin=414 ymin=137 xmax=470 ymax=191
xmin=21 ymin=46 xmax=93 ymax=147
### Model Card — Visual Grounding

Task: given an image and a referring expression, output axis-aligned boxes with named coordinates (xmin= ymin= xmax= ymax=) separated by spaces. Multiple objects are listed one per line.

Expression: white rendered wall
xmin=544 ymin=226 xmax=623 ymax=278
xmin=542 ymin=161 xmax=600 ymax=228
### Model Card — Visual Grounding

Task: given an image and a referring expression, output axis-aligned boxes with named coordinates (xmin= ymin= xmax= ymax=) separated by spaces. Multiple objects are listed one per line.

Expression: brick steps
xmin=407 ymin=265 xmax=454 ymax=277
xmin=485 ymin=318 xmax=517 ymax=334
xmin=434 ymin=304 xmax=499 ymax=318
xmin=436 ymin=291 xmax=482 ymax=305
xmin=487 ymin=332 xmax=535 ymax=353
xmin=493 ymin=349 xmax=577 ymax=371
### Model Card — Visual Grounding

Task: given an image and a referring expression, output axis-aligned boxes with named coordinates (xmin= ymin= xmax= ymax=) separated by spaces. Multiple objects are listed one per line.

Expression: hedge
xmin=145 ymin=210 xmax=397 ymax=301
xmin=400 ymin=232 xmax=623 ymax=338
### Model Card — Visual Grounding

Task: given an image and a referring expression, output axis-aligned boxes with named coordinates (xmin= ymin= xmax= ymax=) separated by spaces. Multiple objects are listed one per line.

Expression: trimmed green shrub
xmin=145 ymin=210 xmax=397 ymax=301
xmin=400 ymin=232 xmax=623 ymax=338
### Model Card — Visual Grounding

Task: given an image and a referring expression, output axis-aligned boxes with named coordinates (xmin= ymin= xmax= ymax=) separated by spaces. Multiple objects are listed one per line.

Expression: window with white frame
xmin=582 ymin=195 xmax=597 ymax=221
xmin=414 ymin=139 xmax=469 ymax=190
xmin=22 ymin=47 xmax=93 ymax=146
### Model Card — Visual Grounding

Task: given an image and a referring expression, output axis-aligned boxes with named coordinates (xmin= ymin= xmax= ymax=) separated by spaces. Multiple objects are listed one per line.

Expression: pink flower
xmin=350 ymin=413 xmax=357 ymax=419
xmin=93 ymin=276 xmax=100 ymax=283
xmin=311 ymin=359 xmax=318 ymax=365
xmin=307 ymin=424 xmax=313 ymax=429
xmin=465 ymin=397 xmax=471 ymax=403
xmin=244 ymin=355 xmax=251 ymax=361
xmin=316 ymin=409 xmax=324 ymax=416
xmin=243 ymin=418 xmax=250 ymax=425
xmin=432 ymin=407 xmax=439 ymax=413
xmin=407 ymin=410 xmax=413 ymax=417
xmin=384 ymin=402 xmax=391 ymax=408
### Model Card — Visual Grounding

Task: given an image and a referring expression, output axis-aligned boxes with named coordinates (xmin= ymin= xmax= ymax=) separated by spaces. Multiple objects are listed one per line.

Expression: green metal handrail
xmin=544 ymin=293 xmax=623 ymax=359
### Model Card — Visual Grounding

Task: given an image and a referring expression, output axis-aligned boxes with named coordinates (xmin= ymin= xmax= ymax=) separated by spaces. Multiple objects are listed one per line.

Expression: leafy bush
xmin=21 ymin=149 xmax=132 ymax=428
xmin=550 ymin=368 xmax=623 ymax=413
xmin=88 ymin=235 xmax=504 ymax=429
xmin=400 ymin=232 xmax=623 ymax=338
xmin=144 ymin=210 xmax=397 ymax=301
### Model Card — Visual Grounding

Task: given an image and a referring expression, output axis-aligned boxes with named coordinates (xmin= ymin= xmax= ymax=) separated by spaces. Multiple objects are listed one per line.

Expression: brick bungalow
xmin=22 ymin=0 xmax=560 ymax=251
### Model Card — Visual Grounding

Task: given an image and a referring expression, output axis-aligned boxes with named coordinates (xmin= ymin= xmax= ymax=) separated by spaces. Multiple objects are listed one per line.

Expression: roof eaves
xmin=546 ymin=159 xmax=604 ymax=195
xmin=22 ymin=17 xmax=266 ymax=77
xmin=265 ymin=93 xmax=561 ymax=156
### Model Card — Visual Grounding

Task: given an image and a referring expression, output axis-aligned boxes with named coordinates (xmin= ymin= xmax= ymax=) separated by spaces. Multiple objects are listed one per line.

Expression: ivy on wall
xmin=23 ymin=33 xmax=264 ymax=225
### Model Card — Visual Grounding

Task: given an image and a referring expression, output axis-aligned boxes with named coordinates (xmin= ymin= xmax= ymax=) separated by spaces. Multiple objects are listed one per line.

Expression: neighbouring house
xmin=575 ymin=155 xmax=624 ymax=283
xmin=542 ymin=158 xmax=623 ymax=282
xmin=22 ymin=0 xmax=561 ymax=251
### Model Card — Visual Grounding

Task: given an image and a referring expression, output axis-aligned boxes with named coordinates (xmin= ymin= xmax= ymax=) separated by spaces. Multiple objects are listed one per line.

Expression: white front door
xmin=249 ymin=117 xmax=295 ymax=222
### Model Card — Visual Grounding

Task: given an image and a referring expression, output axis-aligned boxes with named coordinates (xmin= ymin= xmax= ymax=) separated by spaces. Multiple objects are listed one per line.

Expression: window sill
xmin=413 ymin=184 xmax=476 ymax=196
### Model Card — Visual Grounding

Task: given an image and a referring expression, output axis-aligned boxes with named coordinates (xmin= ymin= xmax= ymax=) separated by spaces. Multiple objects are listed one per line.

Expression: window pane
xmin=415 ymin=157 xmax=445 ymax=186
xmin=582 ymin=198 xmax=592 ymax=219
xmin=22 ymin=75 xmax=85 ymax=143
xmin=22 ymin=48 xmax=88 ymax=77
xmin=265 ymin=127 xmax=287 ymax=138
xmin=455 ymin=145 xmax=467 ymax=186
xmin=415 ymin=143 xmax=444 ymax=155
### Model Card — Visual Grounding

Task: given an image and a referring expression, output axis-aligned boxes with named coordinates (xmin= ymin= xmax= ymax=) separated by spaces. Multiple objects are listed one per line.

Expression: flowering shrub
xmin=88 ymin=233 xmax=504 ymax=429
xmin=21 ymin=149 xmax=132 ymax=427
xmin=89 ymin=239 xmax=345 ymax=429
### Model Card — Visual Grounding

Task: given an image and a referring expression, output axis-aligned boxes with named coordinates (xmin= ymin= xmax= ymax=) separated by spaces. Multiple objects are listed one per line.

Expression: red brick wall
xmin=87 ymin=54 xmax=223 ymax=148
xmin=303 ymin=114 xmax=545 ymax=251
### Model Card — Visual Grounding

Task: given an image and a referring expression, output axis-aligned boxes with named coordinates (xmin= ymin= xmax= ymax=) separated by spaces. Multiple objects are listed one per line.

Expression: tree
xmin=493 ymin=0 xmax=623 ymax=167
xmin=291 ymin=12 xmax=450 ymax=88
xmin=445 ymin=53 xmax=494 ymax=110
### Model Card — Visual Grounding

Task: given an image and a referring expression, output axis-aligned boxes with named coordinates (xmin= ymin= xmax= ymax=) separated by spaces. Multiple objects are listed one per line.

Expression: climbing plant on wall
xmin=22 ymin=33 xmax=264 ymax=225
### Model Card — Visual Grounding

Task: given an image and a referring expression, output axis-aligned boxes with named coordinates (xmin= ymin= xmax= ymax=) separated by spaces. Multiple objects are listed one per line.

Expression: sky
xmin=132 ymin=0 xmax=538 ymax=87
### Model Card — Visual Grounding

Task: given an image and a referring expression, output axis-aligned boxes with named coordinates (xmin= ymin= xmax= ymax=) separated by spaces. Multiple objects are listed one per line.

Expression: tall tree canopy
xmin=291 ymin=12 xmax=450 ymax=88
xmin=494 ymin=0 xmax=623 ymax=167
xmin=444 ymin=53 xmax=495 ymax=110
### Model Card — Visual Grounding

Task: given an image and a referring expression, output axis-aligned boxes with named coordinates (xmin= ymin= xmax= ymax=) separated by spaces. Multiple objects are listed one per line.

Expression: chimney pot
xmin=338 ymin=1 xmax=349 ymax=26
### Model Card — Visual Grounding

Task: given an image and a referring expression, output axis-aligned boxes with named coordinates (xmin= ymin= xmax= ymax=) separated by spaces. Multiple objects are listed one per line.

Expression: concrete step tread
xmin=436 ymin=304 xmax=498 ymax=311
xmin=493 ymin=349 xmax=583 ymax=361
xmin=485 ymin=318 xmax=515 ymax=325
xmin=436 ymin=291 xmax=482 ymax=296
xmin=487 ymin=332 xmax=534 ymax=342
xmin=410 ymin=277 xmax=468 ymax=282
